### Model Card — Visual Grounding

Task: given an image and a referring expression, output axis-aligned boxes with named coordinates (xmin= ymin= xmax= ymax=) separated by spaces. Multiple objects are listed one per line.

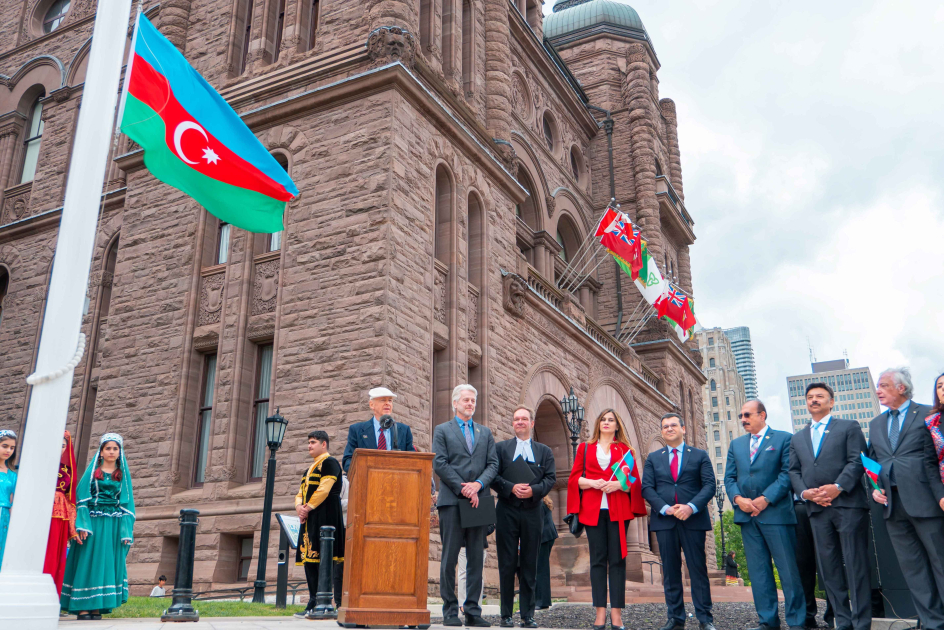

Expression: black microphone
xmin=379 ymin=415 xmax=399 ymax=451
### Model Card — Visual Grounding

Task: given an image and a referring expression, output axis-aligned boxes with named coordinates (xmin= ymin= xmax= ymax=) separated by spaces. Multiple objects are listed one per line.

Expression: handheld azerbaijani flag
xmin=609 ymin=448 xmax=636 ymax=491
xmin=118 ymin=14 xmax=298 ymax=233
xmin=861 ymin=452 xmax=882 ymax=491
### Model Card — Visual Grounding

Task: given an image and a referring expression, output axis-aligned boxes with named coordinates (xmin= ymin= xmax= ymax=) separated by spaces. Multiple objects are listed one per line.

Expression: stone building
xmin=0 ymin=0 xmax=706 ymax=595
xmin=788 ymin=359 xmax=879 ymax=441
xmin=696 ymin=327 xmax=746 ymax=510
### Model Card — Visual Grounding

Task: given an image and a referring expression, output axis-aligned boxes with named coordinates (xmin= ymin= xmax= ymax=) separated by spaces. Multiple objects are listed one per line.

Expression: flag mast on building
xmin=119 ymin=14 xmax=298 ymax=233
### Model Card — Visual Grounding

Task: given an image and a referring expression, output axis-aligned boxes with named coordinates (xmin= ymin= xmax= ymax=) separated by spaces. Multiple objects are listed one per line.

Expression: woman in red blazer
xmin=567 ymin=409 xmax=646 ymax=630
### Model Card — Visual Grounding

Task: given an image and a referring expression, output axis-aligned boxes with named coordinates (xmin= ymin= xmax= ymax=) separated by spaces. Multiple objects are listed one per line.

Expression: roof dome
xmin=545 ymin=0 xmax=649 ymax=45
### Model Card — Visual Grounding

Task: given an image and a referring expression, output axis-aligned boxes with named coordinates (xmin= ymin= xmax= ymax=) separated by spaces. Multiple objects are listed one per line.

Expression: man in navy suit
xmin=642 ymin=413 xmax=717 ymax=630
xmin=341 ymin=386 xmax=415 ymax=473
xmin=725 ymin=400 xmax=806 ymax=630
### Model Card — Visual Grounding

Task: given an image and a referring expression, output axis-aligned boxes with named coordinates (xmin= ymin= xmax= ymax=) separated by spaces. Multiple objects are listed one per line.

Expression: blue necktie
xmin=811 ymin=423 xmax=824 ymax=457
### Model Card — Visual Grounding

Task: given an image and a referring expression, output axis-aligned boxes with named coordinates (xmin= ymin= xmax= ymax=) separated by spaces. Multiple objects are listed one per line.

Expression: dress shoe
xmin=746 ymin=625 xmax=778 ymax=630
xmin=500 ymin=618 xmax=515 ymax=628
xmin=520 ymin=618 xmax=538 ymax=629
xmin=466 ymin=615 xmax=492 ymax=627
xmin=91 ymin=613 xmax=103 ymax=620
xmin=699 ymin=623 xmax=717 ymax=630
xmin=76 ymin=613 xmax=92 ymax=621
xmin=659 ymin=622 xmax=685 ymax=630
xmin=593 ymin=625 xmax=607 ymax=630
xmin=443 ymin=617 xmax=463 ymax=627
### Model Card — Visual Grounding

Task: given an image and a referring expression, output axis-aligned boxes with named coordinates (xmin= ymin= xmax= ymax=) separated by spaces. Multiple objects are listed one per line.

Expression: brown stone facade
xmin=0 ymin=0 xmax=706 ymax=596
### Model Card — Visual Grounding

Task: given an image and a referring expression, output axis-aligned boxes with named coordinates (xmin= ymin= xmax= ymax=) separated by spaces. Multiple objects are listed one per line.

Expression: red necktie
xmin=378 ymin=429 xmax=387 ymax=450
xmin=670 ymin=448 xmax=679 ymax=503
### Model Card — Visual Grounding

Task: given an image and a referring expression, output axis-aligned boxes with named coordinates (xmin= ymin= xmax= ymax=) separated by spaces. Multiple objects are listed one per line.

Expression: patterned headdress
xmin=100 ymin=432 xmax=123 ymax=447
xmin=0 ymin=429 xmax=16 ymax=441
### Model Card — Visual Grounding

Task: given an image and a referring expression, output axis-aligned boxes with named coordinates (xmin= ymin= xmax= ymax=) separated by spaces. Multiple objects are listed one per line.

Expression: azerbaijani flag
xmin=118 ymin=14 xmax=298 ymax=233
xmin=861 ymin=453 xmax=882 ymax=490
xmin=609 ymin=448 xmax=637 ymax=491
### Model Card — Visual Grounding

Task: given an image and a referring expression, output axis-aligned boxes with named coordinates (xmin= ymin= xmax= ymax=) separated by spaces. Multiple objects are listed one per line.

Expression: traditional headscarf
xmin=75 ymin=433 xmax=136 ymax=544
xmin=0 ymin=429 xmax=16 ymax=468
xmin=59 ymin=430 xmax=77 ymax=505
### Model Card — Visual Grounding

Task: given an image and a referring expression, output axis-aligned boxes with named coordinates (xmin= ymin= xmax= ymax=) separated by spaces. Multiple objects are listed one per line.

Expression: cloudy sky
xmin=547 ymin=1 xmax=944 ymax=431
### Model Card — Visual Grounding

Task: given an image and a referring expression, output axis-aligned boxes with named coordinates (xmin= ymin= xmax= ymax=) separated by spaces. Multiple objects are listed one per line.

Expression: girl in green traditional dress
xmin=60 ymin=433 xmax=135 ymax=620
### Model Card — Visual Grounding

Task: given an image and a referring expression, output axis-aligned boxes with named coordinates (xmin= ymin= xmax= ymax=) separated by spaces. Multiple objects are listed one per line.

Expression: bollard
xmin=276 ymin=528 xmax=289 ymax=609
xmin=309 ymin=525 xmax=337 ymax=619
xmin=161 ymin=509 xmax=200 ymax=622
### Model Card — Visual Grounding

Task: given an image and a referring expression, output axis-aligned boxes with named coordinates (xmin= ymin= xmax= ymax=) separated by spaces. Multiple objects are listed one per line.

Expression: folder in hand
xmin=458 ymin=494 xmax=497 ymax=528
xmin=505 ymin=457 xmax=536 ymax=485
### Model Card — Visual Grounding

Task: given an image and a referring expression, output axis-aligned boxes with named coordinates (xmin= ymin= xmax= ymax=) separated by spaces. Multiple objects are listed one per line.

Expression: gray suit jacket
xmin=432 ymin=419 xmax=499 ymax=507
xmin=867 ymin=402 xmax=944 ymax=519
xmin=789 ymin=416 xmax=868 ymax=514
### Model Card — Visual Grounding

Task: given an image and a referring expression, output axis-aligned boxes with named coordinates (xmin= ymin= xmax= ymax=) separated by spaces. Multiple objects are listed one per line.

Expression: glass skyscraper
xmin=723 ymin=326 xmax=758 ymax=401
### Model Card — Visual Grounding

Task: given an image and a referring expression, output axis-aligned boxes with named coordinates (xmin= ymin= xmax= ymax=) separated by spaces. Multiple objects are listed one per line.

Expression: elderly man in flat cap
xmin=342 ymin=386 xmax=415 ymax=473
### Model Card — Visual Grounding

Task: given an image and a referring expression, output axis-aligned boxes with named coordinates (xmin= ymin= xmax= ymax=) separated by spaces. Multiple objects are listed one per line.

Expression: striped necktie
xmin=750 ymin=435 xmax=760 ymax=462
xmin=463 ymin=421 xmax=474 ymax=454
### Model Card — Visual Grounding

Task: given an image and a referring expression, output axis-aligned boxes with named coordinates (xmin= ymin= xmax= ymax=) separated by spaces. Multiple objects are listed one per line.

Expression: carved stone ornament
xmin=251 ymin=259 xmax=280 ymax=315
xmin=545 ymin=194 xmax=556 ymax=218
xmin=434 ymin=264 xmax=447 ymax=325
xmin=511 ymin=73 xmax=531 ymax=120
xmin=197 ymin=272 xmax=225 ymax=326
xmin=468 ymin=288 xmax=478 ymax=344
xmin=367 ymin=26 xmax=416 ymax=70
xmin=502 ymin=274 xmax=526 ymax=319
xmin=3 ymin=189 xmax=32 ymax=224
xmin=493 ymin=141 xmax=517 ymax=178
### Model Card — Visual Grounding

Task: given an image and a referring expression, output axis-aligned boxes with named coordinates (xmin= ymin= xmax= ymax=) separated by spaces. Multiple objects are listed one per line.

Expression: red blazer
xmin=567 ymin=441 xmax=646 ymax=556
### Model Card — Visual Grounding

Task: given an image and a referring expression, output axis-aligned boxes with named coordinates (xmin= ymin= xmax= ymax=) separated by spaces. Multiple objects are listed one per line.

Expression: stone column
xmin=677 ymin=245 xmax=692 ymax=295
xmin=533 ymin=241 xmax=546 ymax=277
xmin=159 ymin=0 xmax=193 ymax=51
xmin=660 ymin=98 xmax=684 ymax=202
xmin=0 ymin=114 xmax=26 ymax=193
xmin=484 ymin=0 xmax=513 ymax=162
xmin=621 ymin=43 xmax=662 ymax=265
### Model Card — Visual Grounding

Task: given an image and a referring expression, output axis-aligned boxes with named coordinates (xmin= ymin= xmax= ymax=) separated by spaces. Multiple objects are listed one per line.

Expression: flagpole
xmin=0 ymin=0 xmax=134 ymax=626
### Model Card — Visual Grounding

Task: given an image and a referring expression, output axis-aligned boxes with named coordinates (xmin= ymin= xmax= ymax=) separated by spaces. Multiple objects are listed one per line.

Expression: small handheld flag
xmin=119 ymin=14 xmax=298 ymax=233
xmin=861 ymin=453 xmax=882 ymax=491
xmin=609 ymin=448 xmax=636 ymax=491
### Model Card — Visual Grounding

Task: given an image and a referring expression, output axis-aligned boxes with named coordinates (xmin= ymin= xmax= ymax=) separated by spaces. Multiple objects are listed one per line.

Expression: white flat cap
xmin=369 ymin=387 xmax=397 ymax=400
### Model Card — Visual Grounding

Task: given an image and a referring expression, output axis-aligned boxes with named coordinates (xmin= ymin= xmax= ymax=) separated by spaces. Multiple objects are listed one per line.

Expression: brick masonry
xmin=0 ymin=0 xmax=709 ymax=595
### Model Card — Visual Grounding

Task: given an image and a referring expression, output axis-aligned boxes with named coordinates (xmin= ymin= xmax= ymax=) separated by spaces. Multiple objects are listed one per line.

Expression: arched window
xmin=268 ymin=153 xmax=289 ymax=251
xmin=307 ymin=0 xmax=320 ymax=51
xmin=461 ymin=0 xmax=473 ymax=94
xmin=420 ymin=0 xmax=432 ymax=50
xmin=20 ymin=94 xmax=45 ymax=183
xmin=467 ymin=192 xmax=484 ymax=416
xmin=0 ymin=266 xmax=8 ymax=331
xmin=235 ymin=0 xmax=253 ymax=73
xmin=432 ymin=166 xmax=455 ymax=428
xmin=556 ymin=231 xmax=566 ymax=262
xmin=216 ymin=221 xmax=231 ymax=265
xmin=273 ymin=0 xmax=287 ymax=62
xmin=43 ymin=0 xmax=70 ymax=33
xmin=435 ymin=166 xmax=453 ymax=265
xmin=515 ymin=168 xmax=538 ymax=230
xmin=710 ymin=379 xmax=716 ymax=391
xmin=442 ymin=0 xmax=454 ymax=77
xmin=542 ymin=114 xmax=555 ymax=152
xmin=570 ymin=149 xmax=580 ymax=181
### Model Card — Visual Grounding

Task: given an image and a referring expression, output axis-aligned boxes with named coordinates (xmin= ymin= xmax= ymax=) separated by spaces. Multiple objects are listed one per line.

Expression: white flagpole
xmin=0 ymin=0 xmax=134 ymax=627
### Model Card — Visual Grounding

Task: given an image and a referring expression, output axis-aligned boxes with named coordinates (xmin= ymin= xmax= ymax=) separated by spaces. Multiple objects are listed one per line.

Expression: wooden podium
xmin=338 ymin=449 xmax=433 ymax=628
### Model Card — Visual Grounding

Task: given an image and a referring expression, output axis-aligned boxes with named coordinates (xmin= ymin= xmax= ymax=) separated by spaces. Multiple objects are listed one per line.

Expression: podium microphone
xmin=379 ymin=414 xmax=399 ymax=451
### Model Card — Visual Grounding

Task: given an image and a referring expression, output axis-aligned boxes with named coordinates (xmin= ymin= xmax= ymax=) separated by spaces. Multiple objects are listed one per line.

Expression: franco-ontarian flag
xmin=119 ymin=14 xmax=298 ymax=233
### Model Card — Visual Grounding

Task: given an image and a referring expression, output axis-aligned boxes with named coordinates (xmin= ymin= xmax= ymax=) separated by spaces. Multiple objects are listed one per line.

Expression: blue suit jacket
xmin=724 ymin=428 xmax=797 ymax=525
xmin=642 ymin=444 xmax=715 ymax=531
xmin=342 ymin=418 xmax=415 ymax=472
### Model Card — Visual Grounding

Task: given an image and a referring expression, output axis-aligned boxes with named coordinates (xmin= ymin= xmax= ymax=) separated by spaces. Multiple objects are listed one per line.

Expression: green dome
xmin=545 ymin=0 xmax=649 ymax=45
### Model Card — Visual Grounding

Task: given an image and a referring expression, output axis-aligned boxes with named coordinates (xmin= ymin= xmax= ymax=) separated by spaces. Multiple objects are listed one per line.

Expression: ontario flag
xmin=594 ymin=205 xmax=619 ymax=237
xmin=861 ymin=453 xmax=882 ymax=491
xmin=654 ymin=284 xmax=697 ymax=341
xmin=599 ymin=212 xmax=643 ymax=279
xmin=118 ymin=14 xmax=298 ymax=233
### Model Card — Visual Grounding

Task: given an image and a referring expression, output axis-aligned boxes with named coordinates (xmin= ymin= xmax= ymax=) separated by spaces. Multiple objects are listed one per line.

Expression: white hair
xmin=451 ymin=384 xmax=478 ymax=404
xmin=879 ymin=367 xmax=914 ymax=399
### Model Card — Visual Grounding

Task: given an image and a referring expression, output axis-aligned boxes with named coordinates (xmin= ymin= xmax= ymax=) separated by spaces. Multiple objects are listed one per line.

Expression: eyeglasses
xmin=737 ymin=412 xmax=756 ymax=419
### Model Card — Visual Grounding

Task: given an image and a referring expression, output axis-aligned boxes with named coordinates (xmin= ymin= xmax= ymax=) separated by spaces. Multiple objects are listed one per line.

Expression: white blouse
xmin=596 ymin=444 xmax=611 ymax=510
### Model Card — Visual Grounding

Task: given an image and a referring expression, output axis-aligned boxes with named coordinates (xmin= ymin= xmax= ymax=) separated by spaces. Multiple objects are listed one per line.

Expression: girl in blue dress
xmin=0 ymin=429 xmax=17 ymax=570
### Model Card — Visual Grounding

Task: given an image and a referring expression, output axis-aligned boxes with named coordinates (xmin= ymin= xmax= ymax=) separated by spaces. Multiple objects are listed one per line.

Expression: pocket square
xmin=765 ymin=446 xmax=776 ymax=451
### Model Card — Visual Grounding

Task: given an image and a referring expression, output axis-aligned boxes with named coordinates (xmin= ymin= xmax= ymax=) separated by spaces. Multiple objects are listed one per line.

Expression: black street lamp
xmin=714 ymin=485 xmax=726 ymax=570
xmin=252 ymin=408 xmax=289 ymax=604
xmin=560 ymin=386 xmax=585 ymax=460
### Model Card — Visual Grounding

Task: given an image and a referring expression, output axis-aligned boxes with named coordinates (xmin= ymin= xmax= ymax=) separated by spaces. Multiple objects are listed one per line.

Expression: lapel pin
xmin=824 ymin=430 xmax=830 ymax=434
xmin=766 ymin=436 xmax=770 ymax=440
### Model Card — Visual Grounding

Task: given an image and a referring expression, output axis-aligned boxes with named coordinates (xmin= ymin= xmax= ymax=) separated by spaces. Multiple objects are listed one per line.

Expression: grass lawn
xmin=101 ymin=597 xmax=307 ymax=618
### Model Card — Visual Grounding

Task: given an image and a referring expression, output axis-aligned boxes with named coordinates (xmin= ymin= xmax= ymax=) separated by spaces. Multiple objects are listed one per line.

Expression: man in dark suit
xmin=869 ymin=368 xmax=944 ymax=630
xmin=341 ymin=386 xmax=415 ymax=472
xmin=794 ymin=497 xmax=834 ymax=628
xmin=789 ymin=382 xmax=870 ymax=630
xmin=433 ymin=384 xmax=499 ymax=627
xmin=491 ymin=406 xmax=556 ymax=628
xmin=724 ymin=400 xmax=806 ymax=630
xmin=642 ymin=412 xmax=717 ymax=630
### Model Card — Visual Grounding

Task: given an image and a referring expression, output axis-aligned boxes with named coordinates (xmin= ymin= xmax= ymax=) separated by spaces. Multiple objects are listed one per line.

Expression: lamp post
xmin=560 ymin=386 xmax=585 ymax=460
xmin=714 ymin=486 xmax=726 ymax=570
xmin=252 ymin=408 xmax=289 ymax=604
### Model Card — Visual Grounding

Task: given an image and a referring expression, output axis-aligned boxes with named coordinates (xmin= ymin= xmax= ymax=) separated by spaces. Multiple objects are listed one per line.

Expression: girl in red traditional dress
xmin=44 ymin=431 xmax=78 ymax=596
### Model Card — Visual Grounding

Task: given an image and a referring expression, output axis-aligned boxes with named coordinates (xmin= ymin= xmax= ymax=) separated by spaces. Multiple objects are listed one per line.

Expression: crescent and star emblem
xmin=173 ymin=121 xmax=220 ymax=166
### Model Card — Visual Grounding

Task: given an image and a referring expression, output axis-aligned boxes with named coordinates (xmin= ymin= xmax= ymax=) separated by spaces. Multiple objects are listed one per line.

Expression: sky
xmin=544 ymin=0 xmax=944 ymax=432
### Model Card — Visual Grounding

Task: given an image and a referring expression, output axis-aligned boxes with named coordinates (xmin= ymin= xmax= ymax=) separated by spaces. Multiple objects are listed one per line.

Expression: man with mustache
xmin=789 ymin=383 xmax=870 ymax=630
xmin=724 ymin=400 xmax=806 ymax=630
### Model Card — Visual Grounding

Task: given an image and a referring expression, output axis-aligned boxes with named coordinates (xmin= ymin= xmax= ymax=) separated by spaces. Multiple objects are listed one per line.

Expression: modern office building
xmin=787 ymin=359 xmax=880 ymax=439
xmin=696 ymin=327 xmax=748 ymax=508
xmin=723 ymin=326 xmax=758 ymax=401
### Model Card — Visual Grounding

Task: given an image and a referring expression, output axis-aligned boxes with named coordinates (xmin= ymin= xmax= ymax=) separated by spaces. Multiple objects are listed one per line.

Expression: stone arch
xmin=521 ymin=362 xmax=570 ymax=412
xmin=549 ymin=187 xmax=591 ymax=234
xmin=553 ymin=211 xmax=581 ymax=276
xmin=510 ymin=133 xmax=549 ymax=220
xmin=1 ymin=55 xmax=64 ymax=113
xmin=585 ymin=379 xmax=641 ymax=454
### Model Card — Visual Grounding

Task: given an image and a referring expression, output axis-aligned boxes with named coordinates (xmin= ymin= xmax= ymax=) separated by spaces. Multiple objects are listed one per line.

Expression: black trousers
xmin=885 ymin=488 xmax=944 ymax=630
xmin=303 ymin=561 xmax=343 ymax=610
xmin=534 ymin=540 xmax=555 ymax=609
xmin=794 ymin=501 xmax=833 ymax=625
xmin=809 ymin=507 xmax=870 ymax=630
xmin=656 ymin=525 xmax=712 ymax=624
xmin=439 ymin=505 xmax=487 ymax=619
xmin=496 ymin=501 xmax=544 ymax=618
xmin=585 ymin=509 xmax=627 ymax=609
